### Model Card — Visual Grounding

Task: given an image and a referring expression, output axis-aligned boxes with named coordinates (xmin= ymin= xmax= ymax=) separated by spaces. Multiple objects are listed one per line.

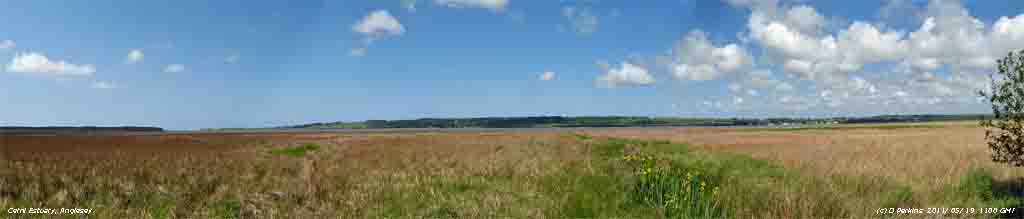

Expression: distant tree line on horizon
xmin=283 ymin=114 xmax=989 ymax=129
xmin=0 ymin=126 xmax=164 ymax=133
xmin=0 ymin=114 xmax=989 ymax=131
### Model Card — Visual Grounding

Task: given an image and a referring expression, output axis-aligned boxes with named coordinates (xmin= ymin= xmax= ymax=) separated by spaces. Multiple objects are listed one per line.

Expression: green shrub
xmin=556 ymin=172 xmax=627 ymax=218
xmin=624 ymin=151 xmax=724 ymax=218
xmin=958 ymin=166 xmax=996 ymax=200
xmin=269 ymin=143 xmax=321 ymax=157
xmin=939 ymin=166 xmax=1020 ymax=212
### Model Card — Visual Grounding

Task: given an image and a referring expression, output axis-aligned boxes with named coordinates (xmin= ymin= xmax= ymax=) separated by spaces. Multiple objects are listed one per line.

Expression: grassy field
xmin=2 ymin=123 xmax=1022 ymax=218
xmin=737 ymin=123 xmax=947 ymax=132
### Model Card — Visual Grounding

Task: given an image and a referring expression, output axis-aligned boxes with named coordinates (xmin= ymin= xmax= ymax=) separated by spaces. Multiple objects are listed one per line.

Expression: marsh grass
xmin=936 ymin=166 xmax=1021 ymax=211
xmin=0 ymin=135 xmax=916 ymax=218
xmin=624 ymin=151 xmax=723 ymax=218
xmin=209 ymin=199 xmax=241 ymax=219
xmin=570 ymin=136 xmax=933 ymax=218
xmin=739 ymin=124 xmax=946 ymax=132
xmin=269 ymin=143 xmax=321 ymax=157
xmin=2 ymin=132 xmax=1017 ymax=218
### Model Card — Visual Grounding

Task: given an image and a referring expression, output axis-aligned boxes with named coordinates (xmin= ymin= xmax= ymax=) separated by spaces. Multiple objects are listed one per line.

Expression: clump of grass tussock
xmin=269 ymin=143 xmax=321 ymax=157
xmin=931 ymin=166 xmax=1021 ymax=217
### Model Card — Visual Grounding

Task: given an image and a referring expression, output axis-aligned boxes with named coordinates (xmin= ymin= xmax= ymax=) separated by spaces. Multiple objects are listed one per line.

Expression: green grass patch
xmin=359 ymin=175 xmax=536 ymax=218
xmin=269 ymin=143 xmax=321 ymax=157
xmin=542 ymin=170 xmax=638 ymax=218
xmin=572 ymin=132 xmax=592 ymax=140
xmin=541 ymin=136 xmax=920 ymax=218
xmin=247 ymin=135 xmax=1024 ymax=218
xmin=937 ymin=166 xmax=1021 ymax=210
xmin=151 ymin=202 xmax=174 ymax=219
xmin=880 ymin=185 xmax=915 ymax=208
xmin=209 ymin=199 xmax=241 ymax=219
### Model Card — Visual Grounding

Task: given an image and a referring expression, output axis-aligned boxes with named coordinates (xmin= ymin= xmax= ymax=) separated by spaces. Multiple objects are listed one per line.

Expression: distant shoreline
xmin=264 ymin=114 xmax=989 ymax=130
xmin=0 ymin=126 xmax=163 ymax=134
xmin=0 ymin=114 xmax=988 ymax=133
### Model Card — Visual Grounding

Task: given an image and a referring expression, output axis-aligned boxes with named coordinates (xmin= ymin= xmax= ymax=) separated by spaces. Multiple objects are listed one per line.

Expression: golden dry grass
xmin=2 ymin=131 xmax=593 ymax=218
xmin=3 ymin=123 xmax=1021 ymax=218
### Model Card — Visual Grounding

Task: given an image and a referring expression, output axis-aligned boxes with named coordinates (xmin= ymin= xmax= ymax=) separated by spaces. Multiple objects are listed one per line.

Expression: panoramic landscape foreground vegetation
xmin=8 ymin=0 xmax=1024 ymax=218
xmin=3 ymin=121 xmax=1024 ymax=218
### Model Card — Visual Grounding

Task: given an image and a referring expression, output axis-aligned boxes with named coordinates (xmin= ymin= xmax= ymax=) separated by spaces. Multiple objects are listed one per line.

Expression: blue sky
xmin=1 ymin=0 xmax=1023 ymax=130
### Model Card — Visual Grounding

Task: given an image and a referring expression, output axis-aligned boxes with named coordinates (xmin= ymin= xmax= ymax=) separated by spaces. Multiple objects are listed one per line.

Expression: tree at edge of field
xmin=981 ymin=49 xmax=1024 ymax=167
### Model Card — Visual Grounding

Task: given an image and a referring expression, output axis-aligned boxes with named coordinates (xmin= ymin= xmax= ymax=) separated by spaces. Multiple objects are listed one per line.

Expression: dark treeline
xmin=840 ymin=114 xmax=990 ymax=124
xmin=283 ymin=114 xmax=987 ymax=129
xmin=2 ymin=114 xmax=989 ymax=132
xmin=289 ymin=116 xmax=690 ymax=129
xmin=0 ymin=126 xmax=164 ymax=132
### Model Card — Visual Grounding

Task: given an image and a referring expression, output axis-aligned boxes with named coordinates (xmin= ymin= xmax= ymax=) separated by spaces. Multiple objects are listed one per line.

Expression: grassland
xmin=737 ymin=123 xmax=947 ymax=132
xmin=2 ymin=123 xmax=1022 ymax=218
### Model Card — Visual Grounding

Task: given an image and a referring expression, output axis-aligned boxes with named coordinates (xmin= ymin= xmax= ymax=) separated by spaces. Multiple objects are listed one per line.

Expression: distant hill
xmin=838 ymin=114 xmax=990 ymax=124
xmin=277 ymin=114 xmax=989 ymax=129
xmin=287 ymin=116 xmax=737 ymax=129
xmin=0 ymin=126 xmax=164 ymax=134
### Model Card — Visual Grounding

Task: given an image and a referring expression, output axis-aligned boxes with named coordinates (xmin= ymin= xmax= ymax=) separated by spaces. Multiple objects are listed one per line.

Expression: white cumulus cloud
xmin=596 ymin=62 xmax=654 ymax=88
xmin=707 ymin=0 xmax=1014 ymax=114
xmin=349 ymin=48 xmax=368 ymax=57
xmin=669 ymin=30 xmax=752 ymax=81
xmin=992 ymin=14 xmax=1024 ymax=50
xmin=838 ymin=22 xmax=908 ymax=65
xmin=743 ymin=3 xmax=910 ymax=87
xmin=164 ymin=64 xmax=186 ymax=73
xmin=434 ymin=0 xmax=508 ymax=11
xmin=783 ymin=5 xmax=826 ymax=34
xmin=539 ymin=71 xmax=555 ymax=81
xmin=745 ymin=70 xmax=793 ymax=91
xmin=90 ymin=81 xmax=115 ymax=89
xmin=563 ymin=6 xmax=599 ymax=36
xmin=6 ymin=53 xmax=95 ymax=76
xmin=353 ymin=10 xmax=405 ymax=36
xmin=0 ymin=40 xmax=14 ymax=50
xmin=352 ymin=10 xmax=405 ymax=56
xmin=126 ymin=49 xmax=144 ymax=64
